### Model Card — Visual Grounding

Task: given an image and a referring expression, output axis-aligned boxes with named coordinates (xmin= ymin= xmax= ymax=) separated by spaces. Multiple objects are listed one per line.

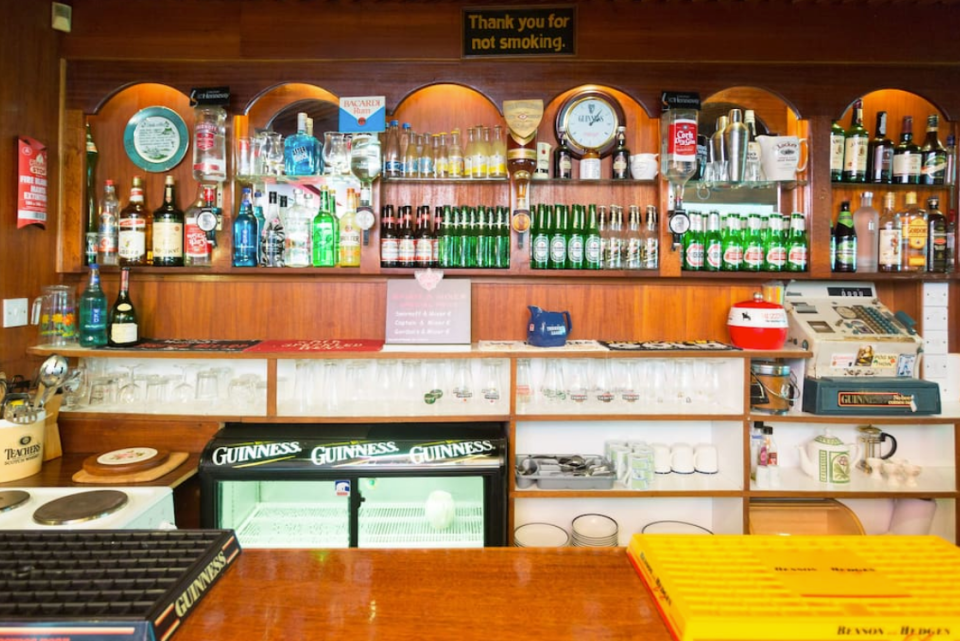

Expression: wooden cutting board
xmin=72 ymin=451 xmax=188 ymax=484
xmin=82 ymin=447 xmax=171 ymax=476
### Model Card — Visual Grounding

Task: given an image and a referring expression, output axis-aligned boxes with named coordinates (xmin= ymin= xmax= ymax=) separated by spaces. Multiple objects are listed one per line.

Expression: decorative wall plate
xmin=123 ymin=106 xmax=189 ymax=172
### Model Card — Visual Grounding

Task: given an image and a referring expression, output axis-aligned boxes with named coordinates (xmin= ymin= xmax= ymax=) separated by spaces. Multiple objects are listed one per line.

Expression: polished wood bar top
xmin=0 ymin=453 xmax=200 ymax=489
xmin=177 ymin=547 xmax=671 ymax=641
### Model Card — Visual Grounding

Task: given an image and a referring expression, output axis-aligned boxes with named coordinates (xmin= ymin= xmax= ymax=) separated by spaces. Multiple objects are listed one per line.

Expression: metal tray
xmin=515 ymin=454 xmax=616 ymax=490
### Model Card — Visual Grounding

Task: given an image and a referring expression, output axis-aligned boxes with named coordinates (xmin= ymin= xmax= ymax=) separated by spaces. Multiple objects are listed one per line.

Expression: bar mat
xmin=0 ymin=529 xmax=241 ymax=641
xmin=72 ymin=452 xmax=189 ymax=484
xmin=243 ymin=338 xmax=384 ymax=353
xmin=600 ymin=340 xmax=741 ymax=351
xmin=97 ymin=338 xmax=260 ymax=352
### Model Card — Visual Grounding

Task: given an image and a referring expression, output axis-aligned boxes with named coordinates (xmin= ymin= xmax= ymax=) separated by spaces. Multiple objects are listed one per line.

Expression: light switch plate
xmin=922 ymin=282 xmax=950 ymax=307
xmin=924 ymin=330 xmax=949 ymax=355
xmin=2 ymin=298 xmax=29 ymax=328
xmin=923 ymin=307 xmax=949 ymax=331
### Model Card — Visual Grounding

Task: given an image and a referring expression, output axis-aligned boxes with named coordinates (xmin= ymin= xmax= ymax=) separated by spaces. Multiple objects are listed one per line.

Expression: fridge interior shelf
xmin=359 ymin=503 xmax=485 ymax=548
xmin=237 ymin=503 xmax=349 ymax=548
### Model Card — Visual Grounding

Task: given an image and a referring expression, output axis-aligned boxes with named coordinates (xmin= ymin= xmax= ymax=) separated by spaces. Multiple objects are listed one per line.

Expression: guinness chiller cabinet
xmin=199 ymin=422 xmax=508 ymax=548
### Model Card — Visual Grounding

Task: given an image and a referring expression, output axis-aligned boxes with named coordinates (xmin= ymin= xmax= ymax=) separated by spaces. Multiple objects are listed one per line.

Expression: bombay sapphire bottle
xmin=284 ymin=112 xmax=317 ymax=176
xmin=232 ymin=188 xmax=258 ymax=267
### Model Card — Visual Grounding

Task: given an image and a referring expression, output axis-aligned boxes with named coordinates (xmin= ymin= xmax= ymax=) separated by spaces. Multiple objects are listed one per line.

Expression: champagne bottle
xmin=109 ymin=267 xmax=139 ymax=347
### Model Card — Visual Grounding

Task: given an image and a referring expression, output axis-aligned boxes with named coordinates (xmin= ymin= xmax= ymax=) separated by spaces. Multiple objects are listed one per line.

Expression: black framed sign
xmin=463 ymin=6 xmax=576 ymax=57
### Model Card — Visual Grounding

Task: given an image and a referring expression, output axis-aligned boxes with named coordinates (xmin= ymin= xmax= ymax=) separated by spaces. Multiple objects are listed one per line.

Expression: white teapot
xmin=798 ymin=429 xmax=859 ymax=484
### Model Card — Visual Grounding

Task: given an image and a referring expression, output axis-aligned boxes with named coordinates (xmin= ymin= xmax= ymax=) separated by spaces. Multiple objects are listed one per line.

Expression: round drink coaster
xmin=82 ymin=447 xmax=170 ymax=476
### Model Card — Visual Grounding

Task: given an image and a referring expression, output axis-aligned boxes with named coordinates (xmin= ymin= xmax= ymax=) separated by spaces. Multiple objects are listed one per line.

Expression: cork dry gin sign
xmin=463 ymin=6 xmax=575 ymax=57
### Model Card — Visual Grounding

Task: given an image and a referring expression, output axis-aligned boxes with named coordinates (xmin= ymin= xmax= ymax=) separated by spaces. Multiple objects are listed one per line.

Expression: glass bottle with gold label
xmin=900 ymin=191 xmax=928 ymax=271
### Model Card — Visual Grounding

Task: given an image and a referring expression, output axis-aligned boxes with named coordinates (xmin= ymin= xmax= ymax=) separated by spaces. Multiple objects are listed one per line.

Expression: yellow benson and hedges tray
xmin=627 ymin=534 xmax=960 ymax=641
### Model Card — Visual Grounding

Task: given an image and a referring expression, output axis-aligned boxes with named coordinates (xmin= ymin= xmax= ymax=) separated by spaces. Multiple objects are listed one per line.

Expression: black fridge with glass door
xmin=199 ymin=421 xmax=507 ymax=548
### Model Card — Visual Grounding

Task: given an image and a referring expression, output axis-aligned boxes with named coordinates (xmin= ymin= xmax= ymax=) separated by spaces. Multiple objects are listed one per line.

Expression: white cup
xmin=694 ymin=444 xmax=719 ymax=474
xmin=670 ymin=443 xmax=695 ymax=474
xmin=652 ymin=443 xmax=671 ymax=474
xmin=756 ymin=135 xmax=808 ymax=181
xmin=630 ymin=153 xmax=659 ymax=180
xmin=888 ymin=498 xmax=937 ymax=535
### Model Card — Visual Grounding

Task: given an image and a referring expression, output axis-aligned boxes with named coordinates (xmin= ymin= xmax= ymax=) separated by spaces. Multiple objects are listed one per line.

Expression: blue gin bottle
xmin=232 ymin=188 xmax=258 ymax=267
xmin=284 ymin=112 xmax=316 ymax=176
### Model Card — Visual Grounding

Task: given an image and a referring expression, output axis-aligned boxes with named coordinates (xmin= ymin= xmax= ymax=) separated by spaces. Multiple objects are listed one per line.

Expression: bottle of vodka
xmin=283 ymin=189 xmax=312 ymax=267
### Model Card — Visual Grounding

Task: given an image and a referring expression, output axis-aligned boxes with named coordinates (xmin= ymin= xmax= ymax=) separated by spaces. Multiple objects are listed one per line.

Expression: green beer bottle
xmin=763 ymin=212 xmax=786 ymax=272
xmin=721 ymin=213 xmax=743 ymax=271
xmin=742 ymin=212 xmax=764 ymax=272
xmin=704 ymin=210 xmax=722 ymax=272
xmin=549 ymin=204 xmax=568 ymax=270
xmin=682 ymin=211 xmax=704 ymax=271
xmin=495 ymin=206 xmax=511 ymax=268
xmin=530 ymin=204 xmax=550 ymax=269
xmin=584 ymin=204 xmax=602 ymax=270
xmin=566 ymin=204 xmax=585 ymax=269
xmin=785 ymin=211 xmax=809 ymax=272
xmin=475 ymin=205 xmax=490 ymax=268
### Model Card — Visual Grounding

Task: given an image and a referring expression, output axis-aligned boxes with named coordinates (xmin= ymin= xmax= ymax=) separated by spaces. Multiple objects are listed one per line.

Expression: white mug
xmin=670 ymin=443 xmax=695 ymax=474
xmin=630 ymin=153 xmax=659 ymax=180
xmin=756 ymin=135 xmax=808 ymax=182
xmin=652 ymin=443 xmax=671 ymax=474
xmin=694 ymin=444 xmax=719 ymax=474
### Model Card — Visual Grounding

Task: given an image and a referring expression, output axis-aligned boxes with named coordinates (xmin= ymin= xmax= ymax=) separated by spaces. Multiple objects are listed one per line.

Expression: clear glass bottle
xmin=463 ymin=127 xmax=477 ymax=178
xmin=448 ymin=129 xmax=465 ymax=178
xmin=282 ymin=188 xmax=312 ymax=268
xmin=96 ymin=179 xmax=119 ymax=266
xmin=625 ymin=205 xmax=643 ymax=269
xmin=878 ymin=192 xmax=902 ymax=272
xmin=900 ymin=191 xmax=927 ymax=271
xmin=418 ymin=133 xmax=436 ymax=179
xmin=605 ymin=206 xmax=623 ymax=269
xmin=192 ymin=103 xmax=227 ymax=182
xmin=853 ymin=191 xmax=879 ymax=272
xmin=284 ymin=112 xmax=316 ymax=176
xmin=339 ymin=188 xmax=361 ymax=267
xmin=488 ymin=125 xmax=506 ymax=178
xmin=79 ymin=264 xmax=108 ymax=347
xmin=383 ymin=120 xmax=402 ymax=178
xmin=183 ymin=184 xmax=212 ymax=267
xmin=643 ymin=206 xmax=659 ymax=270
xmin=473 ymin=125 xmax=490 ymax=179
xmin=403 ymin=132 xmax=420 ymax=178
xmin=435 ymin=133 xmax=449 ymax=179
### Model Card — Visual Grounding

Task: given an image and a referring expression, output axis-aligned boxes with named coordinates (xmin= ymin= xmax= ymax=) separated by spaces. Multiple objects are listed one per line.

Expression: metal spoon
xmin=32 ymin=354 xmax=69 ymax=410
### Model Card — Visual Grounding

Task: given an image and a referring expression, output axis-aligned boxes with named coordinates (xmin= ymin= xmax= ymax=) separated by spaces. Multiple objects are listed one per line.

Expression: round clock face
xmin=557 ymin=91 xmax=623 ymax=158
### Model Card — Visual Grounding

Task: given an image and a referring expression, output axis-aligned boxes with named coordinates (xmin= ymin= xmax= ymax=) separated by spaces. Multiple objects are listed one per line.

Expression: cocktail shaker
xmin=724 ymin=109 xmax=749 ymax=183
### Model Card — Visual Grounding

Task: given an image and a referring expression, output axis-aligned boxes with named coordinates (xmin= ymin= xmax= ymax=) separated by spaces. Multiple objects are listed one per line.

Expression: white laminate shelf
xmin=749 ymin=466 xmax=957 ymax=495
xmin=749 ymin=403 xmax=960 ymax=425
xmin=514 ymin=469 xmax=744 ymax=496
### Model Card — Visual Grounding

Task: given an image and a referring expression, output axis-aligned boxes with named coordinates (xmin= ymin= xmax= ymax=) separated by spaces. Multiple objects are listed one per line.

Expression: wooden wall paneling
xmin=0 ymin=2 xmax=63 ymax=376
xmin=58 ymin=415 xmax=222 ymax=454
xmin=61 ymin=1 xmax=960 ymax=67
xmin=60 ymin=108 xmax=85 ymax=273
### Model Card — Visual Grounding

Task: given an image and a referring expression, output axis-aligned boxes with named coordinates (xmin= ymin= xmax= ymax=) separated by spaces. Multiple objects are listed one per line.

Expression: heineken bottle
xmin=642 ymin=206 xmax=659 ymax=270
xmin=625 ymin=205 xmax=643 ymax=270
xmin=530 ymin=204 xmax=550 ymax=269
xmin=566 ymin=204 xmax=586 ymax=269
xmin=461 ymin=206 xmax=478 ymax=268
xmin=785 ymin=211 xmax=809 ymax=272
xmin=606 ymin=206 xmax=624 ymax=269
xmin=584 ymin=204 xmax=602 ymax=270
xmin=437 ymin=205 xmax=452 ymax=268
xmin=495 ymin=206 xmax=511 ymax=268
xmin=704 ymin=210 xmax=723 ymax=272
xmin=450 ymin=206 xmax=465 ymax=268
xmin=721 ymin=212 xmax=744 ymax=271
xmin=476 ymin=206 xmax=491 ymax=268
xmin=549 ymin=204 xmax=568 ymax=270
xmin=597 ymin=205 xmax=610 ymax=269
xmin=763 ymin=212 xmax=786 ymax=272
xmin=742 ymin=212 xmax=764 ymax=272
xmin=682 ymin=211 xmax=704 ymax=271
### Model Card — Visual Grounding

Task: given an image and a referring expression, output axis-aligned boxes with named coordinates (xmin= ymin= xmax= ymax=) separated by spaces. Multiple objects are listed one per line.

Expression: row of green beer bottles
xmin=529 ymin=203 xmax=659 ymax=271
xmin=682 ymin=210 xmax=809 ymax=272
xmin=381 ymin=203 xmax=511 ymax=269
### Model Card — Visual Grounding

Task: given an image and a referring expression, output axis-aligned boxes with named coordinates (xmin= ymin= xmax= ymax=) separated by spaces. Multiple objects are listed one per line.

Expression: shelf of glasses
xmin=381 ymin=177 xmax=509 ymax=184
xmin=830 ymin=181 xmax=952 ymax=190
xmin=691 ymin=180 xmax=808 ymax=189
xmin=234 ymin=174 xmax=358 ymax=186
xmin=528 ymin=178 xmax=658 ymax=186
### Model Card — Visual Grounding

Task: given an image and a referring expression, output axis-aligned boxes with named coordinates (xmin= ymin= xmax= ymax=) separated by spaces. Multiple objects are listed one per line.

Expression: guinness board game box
xmin=802 ymin=376 xmax=942 ymax=415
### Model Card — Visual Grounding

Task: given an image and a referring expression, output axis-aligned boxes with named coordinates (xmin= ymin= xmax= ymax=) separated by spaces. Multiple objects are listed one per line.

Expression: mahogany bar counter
xmin=176 ymin=547 xmax=671 ymax=641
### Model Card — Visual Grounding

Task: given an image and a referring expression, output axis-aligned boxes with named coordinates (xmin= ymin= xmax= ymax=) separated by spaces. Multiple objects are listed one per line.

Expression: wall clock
xmin=555 ymin=90 xmax=625 ymax=159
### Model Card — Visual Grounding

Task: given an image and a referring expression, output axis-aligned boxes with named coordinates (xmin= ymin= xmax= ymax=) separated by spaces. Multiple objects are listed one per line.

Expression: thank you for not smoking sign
xmin=463 ymin=6 xmax=575 ymax=57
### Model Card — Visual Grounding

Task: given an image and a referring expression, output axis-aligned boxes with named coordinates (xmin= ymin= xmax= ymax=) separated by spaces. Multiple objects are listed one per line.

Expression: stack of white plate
xmin=571 ymin=513 xmax=619 ymax=547
xmin=514 ymin=522 xmax=570 ymax=547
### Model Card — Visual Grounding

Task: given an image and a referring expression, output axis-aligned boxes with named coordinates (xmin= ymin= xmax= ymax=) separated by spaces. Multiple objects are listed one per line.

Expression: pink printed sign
xmin=17 ymin=137 xmax=48 ymax=228
xmin=244 ymin=339 xmax=384 ymax=353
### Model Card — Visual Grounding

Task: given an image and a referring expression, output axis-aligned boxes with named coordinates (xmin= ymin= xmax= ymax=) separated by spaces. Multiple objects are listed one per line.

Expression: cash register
xmin=783 ymin=281 xmax=940 ymax=415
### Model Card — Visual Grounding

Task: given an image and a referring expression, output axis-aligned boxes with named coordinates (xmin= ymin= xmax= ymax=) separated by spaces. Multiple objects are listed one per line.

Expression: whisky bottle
xmin=152 ymin=176 xmax=184 ymax=267
xmin=920 ymin=114 xmax=947 ymax=186
xmin=866 ymin=111 xmax=894 ymax=184
xmin=611 ymin=126 xmax=630 ymax=180
xmin=877 ymin=192 xmax=902 ymax=272
xmin=829 ymin=120 xmax=845 ymax=182
xmin=553 ymin=128 xmax=573 ymax=180
xmin=842 ymin=100 xmax=869 ymax=183
xmin=892 ymin=116 xmax=922 ymax=185
xmin=118 ymin=176 xmax=150 ymax=266
xmin=926 ymin=197 xmax=948 ymax=272
xmin=900 ymin=191 xmax=928 ymax=271
xmin=108 ymin=267 xmax=138 ymax=347
xmin=834 ymin=201 xmax=857 ymax=272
